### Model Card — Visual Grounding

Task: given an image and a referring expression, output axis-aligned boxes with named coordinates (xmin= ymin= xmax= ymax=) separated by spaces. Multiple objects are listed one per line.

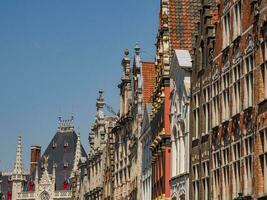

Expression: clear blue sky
xmin=0 ymin=1 xmax=159 ymax=171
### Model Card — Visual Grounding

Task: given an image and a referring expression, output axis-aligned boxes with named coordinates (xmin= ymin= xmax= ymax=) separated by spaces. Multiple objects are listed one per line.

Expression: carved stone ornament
xmin=245 ymin=34 xmax=254 ymax=54
xmin=222 ymin=52 xmax=230 ymax=73
xmin=244 ymin=109 xmax=254 ymax=134
xmin=209 ymin=48 xmax=214 ymax=60
xmin=232 ymin=116 xmax=241 ymax=141
xmin=212 ymin=66 xmax=220 ymax=81
xmin=212 ymin=127 xmax=220 ymax=149
xmin=233 ymin=40 xmax=241 ymax=64
xmin=222 ymin=122 xmax=230 ymax=146
xmin=223 ymin=0 xmax=230 ymax=13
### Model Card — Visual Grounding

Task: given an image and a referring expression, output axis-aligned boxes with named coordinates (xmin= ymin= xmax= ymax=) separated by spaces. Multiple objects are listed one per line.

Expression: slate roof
xmin=34 ymin=130 xmax=87 ymax=190
xmin=169 ymin=0 xmax=201 ymax=51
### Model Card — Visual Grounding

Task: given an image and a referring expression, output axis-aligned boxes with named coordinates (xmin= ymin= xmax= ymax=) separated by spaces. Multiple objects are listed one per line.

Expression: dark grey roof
xmin=33 ymin=130 xmax=87 ymax=190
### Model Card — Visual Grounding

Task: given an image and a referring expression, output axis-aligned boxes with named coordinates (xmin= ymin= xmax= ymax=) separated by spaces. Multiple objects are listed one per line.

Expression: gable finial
xmin=13 ymin=136 xmax=23 ymax=175
xmin=135 ymin=42 xmax=140 ymax=55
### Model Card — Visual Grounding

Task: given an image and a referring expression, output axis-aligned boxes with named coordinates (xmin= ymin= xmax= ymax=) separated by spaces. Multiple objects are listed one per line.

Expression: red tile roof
xmin=169 ymin=0 xmax=201 ymax=51
xmin=141 ymin=61 xmax=156 ymax=104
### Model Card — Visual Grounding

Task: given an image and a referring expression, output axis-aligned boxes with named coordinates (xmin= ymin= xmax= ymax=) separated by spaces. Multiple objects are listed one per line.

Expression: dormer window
xmin=63 ymin=178 xmax=69 ymax=190
xmin=8 ymin=176 xmax=12 ymax=183
xmin=64 ymin=141 xmax=68 ymax=149
xmin=52 ymin=141 xmax=57 ymax=150
xmin=63 ymin=162 xmax=68 ymax=170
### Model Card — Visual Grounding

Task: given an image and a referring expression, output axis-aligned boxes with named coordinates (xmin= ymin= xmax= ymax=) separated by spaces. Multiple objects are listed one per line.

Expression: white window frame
xmin=202 ymin=160 xmax=209 ymax=200
xmin=194 ymin=93 xmax=200 ymax=139
xmin=244 ymin=54 xmax=254 ymax=108
xmin=223 ymin=12 xmax=231 ymax=49
xmin=231 ymin=142 xmax=241 ymax=198
xmin=212 ymin=81 xmax=219 ymax=127
xmin=232 ymin=64 xmax=241 ymax=115
xmin=243 ymin=136 xmax=253 ymax=195
xmin=203 ymin=87 xmax=211 ymax=135
xmin=233 ymin=0 xmax=242 ymax=39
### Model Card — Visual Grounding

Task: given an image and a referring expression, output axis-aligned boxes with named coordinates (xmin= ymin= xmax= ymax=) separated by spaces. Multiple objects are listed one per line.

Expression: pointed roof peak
xmin=134 ymin=42 xmax=140 ymax=55
xmin=71 ymin=132 xmax=82 ymax=178
xmin=13 ymin=136 xmax=23 ymax=175
xmin=96 ymin=90 xmax=105 ymax=111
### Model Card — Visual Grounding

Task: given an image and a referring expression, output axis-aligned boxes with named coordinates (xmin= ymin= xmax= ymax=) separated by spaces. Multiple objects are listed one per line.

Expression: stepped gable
xmin=33 ymin=117 xmax=87 ymax=190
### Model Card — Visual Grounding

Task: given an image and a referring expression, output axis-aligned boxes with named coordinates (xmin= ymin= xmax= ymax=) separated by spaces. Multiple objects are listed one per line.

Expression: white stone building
xmin=84 ymin=90 xmax=117 ymax=200
xmin=1 ymin=117 xmax=87 ymax=200
xmin=140 ymin=104 xmax=152 ymax=200
xmin=170 ymin=50 xmax=191 ymax=200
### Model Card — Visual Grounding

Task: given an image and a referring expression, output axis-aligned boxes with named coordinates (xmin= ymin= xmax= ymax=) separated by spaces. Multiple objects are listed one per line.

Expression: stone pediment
xmin=39 ymin=168 xmax=52 ymax=186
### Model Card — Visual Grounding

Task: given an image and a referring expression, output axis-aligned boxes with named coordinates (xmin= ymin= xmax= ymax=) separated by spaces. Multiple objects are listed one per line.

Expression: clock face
xmin=41 ymin=192 xmax=50 ymax=200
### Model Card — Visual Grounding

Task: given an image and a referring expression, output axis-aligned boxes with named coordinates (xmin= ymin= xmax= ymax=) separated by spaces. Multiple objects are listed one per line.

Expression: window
xmin=193 ymin=164 xmax=200 ymax=200
xmin=41 ymin=192 xmax=50 ymax=200
xmin=222 ymin=148 xmax=230 ymax=200
xmin=223 ymin=12 xmax=230 ymax=48
xmin=244 ymin=55 xmax=254 ymax=108
xmin=171 ymin=127 xmax=178 ymax=177
xmin=193 ymin=93 xmax=200 ymax=138
xmin=233 ymin=1 xmax=242 ymax=39
xmin=232 ymin=64 xmax=241 ymax=115
xmin=232 ymin=142 xmax=241 ymax=198
xmin=212 ymin=151 xmax=220 ymax=200
xmin=202 ymin=160 xmax=209 ymax=200
xmin=243 ymin=136 xmax=253 ymax=196
xmin=203 ymin=87 xmax=211 ymax=134
xmin=222 ymin=73 xmax=230 ymax=121
xmin=260 ymin=129 xmax=267 ymax=193
xmin=212 ymin=81 xmax=219 ymax=126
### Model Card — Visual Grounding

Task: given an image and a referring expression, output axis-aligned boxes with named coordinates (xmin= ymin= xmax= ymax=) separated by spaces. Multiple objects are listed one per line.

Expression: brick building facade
xmin=149 ymin=0 xmax=200 ymax=199
xmin=190 ymin=0 xmax=267 ymax=199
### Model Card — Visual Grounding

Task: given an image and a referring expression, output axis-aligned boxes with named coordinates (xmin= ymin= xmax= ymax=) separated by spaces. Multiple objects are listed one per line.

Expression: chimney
xmin=30 ymin=145 xmax=41 ymax=174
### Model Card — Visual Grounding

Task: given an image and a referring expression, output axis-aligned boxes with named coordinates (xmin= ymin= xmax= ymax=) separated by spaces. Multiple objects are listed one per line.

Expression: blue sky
xmin=0 ymin=1 xmax=159 ymax=171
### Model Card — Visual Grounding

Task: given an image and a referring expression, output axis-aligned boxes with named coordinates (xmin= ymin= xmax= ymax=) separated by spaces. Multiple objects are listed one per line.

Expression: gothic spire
xmin=13 ymin=136 xmax=23 ymax=175
xmin=121 ymin=49 xmax=131 ymax=80
xmin=71 ymin=131 xmax=81 ymax=178
xmin=134 ymin=43 xmax=141 ymax=70
xmin=134 ymin=42 xmax=140 ymax=56
xmin=96 ymin=90 xmax=105 ymax=111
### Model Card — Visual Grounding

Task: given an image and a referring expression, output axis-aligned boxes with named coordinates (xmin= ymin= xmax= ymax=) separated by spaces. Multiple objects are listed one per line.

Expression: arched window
xmin=179 ymin=193 xmax=185 ymax=200
xmin=179 ymin=130 xmax=185 ymax=174
xmin=40 ymin=191 xmax=50 ymax=200
xmin=171 ymin=126 xmax=178 ymax=177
